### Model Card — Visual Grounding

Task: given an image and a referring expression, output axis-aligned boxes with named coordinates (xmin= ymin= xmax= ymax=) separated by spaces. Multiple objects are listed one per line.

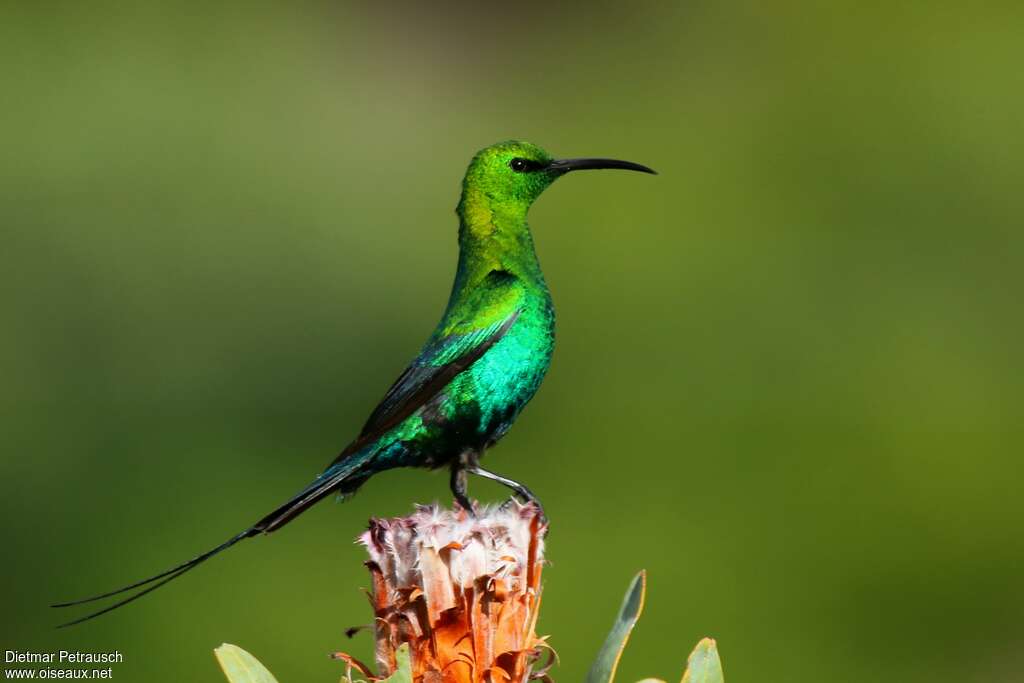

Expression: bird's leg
xmin=449 ymin=461 xmax=475 ymax=516
xmin=466 ymin=463 xmax=546 ymax=520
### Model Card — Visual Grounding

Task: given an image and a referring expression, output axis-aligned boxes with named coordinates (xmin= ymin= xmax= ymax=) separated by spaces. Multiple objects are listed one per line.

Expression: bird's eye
xmin=509 ymin=158 xmax=530 ymax=172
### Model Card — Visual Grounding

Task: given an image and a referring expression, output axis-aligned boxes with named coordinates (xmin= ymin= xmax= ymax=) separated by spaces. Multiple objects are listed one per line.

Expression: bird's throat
xmin=456 ymin=189 xmax=542 ymax=281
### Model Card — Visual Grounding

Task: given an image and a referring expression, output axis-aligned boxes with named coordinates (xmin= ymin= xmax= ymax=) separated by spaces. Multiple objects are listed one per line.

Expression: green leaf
xmin=214 ymin=643 xmax=280 ymax=683
xmin=336 ymin=643 xmax=412 ymax=683
xmin=680 ymin=638 xmax=724 ymax=683
xmin=585 ymin=570 xmax=647 ymax=683
xmin=380 ymin=644 xmax=413 ymax=683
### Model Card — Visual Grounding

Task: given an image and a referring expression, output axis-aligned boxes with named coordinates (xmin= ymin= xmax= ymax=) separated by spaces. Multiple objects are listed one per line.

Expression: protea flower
xmin=213 ymin=506 xmax=726 ymax=683
xmin=337 ymin=501 xmax=550 ymax=683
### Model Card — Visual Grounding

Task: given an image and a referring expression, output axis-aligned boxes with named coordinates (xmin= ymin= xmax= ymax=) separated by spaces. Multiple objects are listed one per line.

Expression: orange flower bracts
xmin=351 ymin=502 xmax=550 ymax=683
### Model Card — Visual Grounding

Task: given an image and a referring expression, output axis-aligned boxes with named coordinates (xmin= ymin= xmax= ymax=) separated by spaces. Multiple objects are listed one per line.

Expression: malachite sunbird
xmin=53 ymin=140 xmax=655 ymax=626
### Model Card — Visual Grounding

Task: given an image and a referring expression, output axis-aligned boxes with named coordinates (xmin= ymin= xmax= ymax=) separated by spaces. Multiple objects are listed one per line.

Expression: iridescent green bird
xmin=53 ymin=141 xmax=655 ymax=626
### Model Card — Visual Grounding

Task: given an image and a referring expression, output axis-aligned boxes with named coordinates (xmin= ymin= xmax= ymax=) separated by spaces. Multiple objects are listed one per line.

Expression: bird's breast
xmin=453 ymin=297 xmax=555 ymax=440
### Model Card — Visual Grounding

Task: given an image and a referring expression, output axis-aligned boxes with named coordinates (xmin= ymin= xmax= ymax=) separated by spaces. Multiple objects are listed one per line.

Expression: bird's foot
xmin=519 ymin=495 xmax=548 ymax=530
xmin=453 ymin=497 xmax=479 ymax=518
xmin=468 ymin=465 xmax=547 ymax=529
xmin=450 ymin=465 xmax=477 ymax=517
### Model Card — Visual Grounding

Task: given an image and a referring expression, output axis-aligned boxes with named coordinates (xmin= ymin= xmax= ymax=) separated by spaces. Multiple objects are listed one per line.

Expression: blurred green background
xmin=3 ymin=2 xmax=1023 ymax=681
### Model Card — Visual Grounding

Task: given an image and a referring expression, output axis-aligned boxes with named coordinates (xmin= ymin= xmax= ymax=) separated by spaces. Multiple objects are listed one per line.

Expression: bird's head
xmin=457 ymin=140 xmax=655 ymax=226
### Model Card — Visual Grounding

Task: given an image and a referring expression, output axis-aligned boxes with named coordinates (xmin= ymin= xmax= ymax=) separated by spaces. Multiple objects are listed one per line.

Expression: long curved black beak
xmin=546 ymin=157 xmax=656 ymax=175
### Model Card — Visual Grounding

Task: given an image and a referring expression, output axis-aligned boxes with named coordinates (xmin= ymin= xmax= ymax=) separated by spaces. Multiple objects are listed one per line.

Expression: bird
xmin=52 ymin=140 xmax=655 ymax=627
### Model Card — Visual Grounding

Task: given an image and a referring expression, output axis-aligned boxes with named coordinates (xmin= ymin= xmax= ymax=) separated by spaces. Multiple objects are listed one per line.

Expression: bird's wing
xmin=333 ymin=275 xmax=523 ymax=462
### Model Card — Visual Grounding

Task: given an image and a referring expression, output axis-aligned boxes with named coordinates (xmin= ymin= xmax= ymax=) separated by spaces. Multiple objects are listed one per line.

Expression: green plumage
xmin=53 ymin=140 xmax=654 ymax=626
xmin=353 ymin=141 xmax=559 ymax=470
